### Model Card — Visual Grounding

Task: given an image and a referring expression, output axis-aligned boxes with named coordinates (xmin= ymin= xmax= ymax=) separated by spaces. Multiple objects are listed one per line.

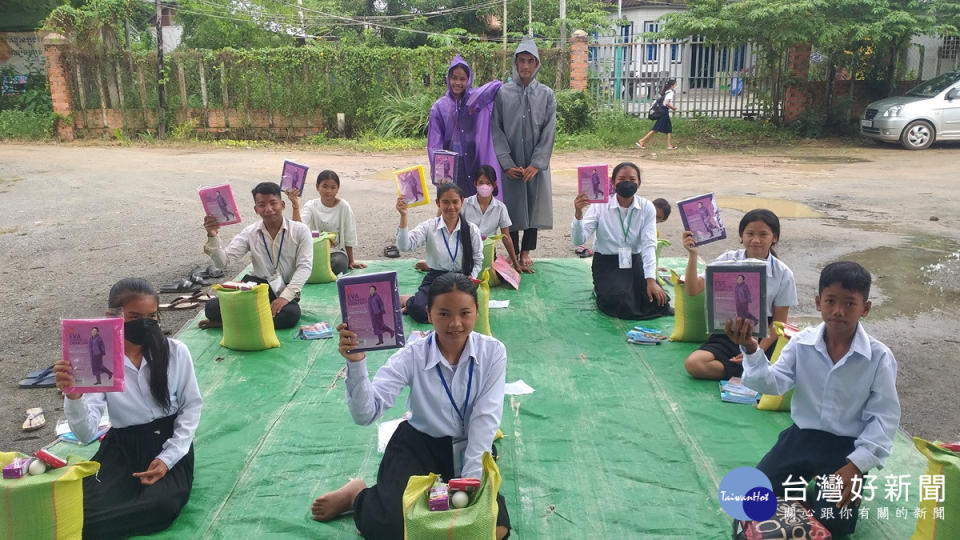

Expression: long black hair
xmin=739 ymin=209 xmax=781 ymax=258
xmin=437 ymin=183 xmax=475 ymax=277
xmin=427 ymin=272 xmax=479 ymax=311
xmin=108 ymin=278 xmax=172 ymax=412
xmin=611 ymin=161 xmax=642 ymax=186
xmin=661 ymin=78 xmax=677 ymax=96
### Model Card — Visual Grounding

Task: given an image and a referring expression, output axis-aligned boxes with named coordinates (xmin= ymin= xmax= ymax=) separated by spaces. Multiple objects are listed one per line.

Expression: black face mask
xmin=615 ymin=181 xmax=639 ymax=199
xmin=124 ymin=318 xmax=162 ymax=346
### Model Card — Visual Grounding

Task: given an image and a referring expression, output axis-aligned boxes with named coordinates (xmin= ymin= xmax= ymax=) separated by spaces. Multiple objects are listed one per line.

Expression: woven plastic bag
xmin=668 ymin=269 xmax=708 ymax=342
xmin=402 ymin=452 xmax=501 ymax=540
xmin=212 ymin=283 xmax=281 ymax=351
xmin=756 ymin=321 xmax=796 ymax=411
xmin=306 ymin=232 xmax=338 ymax=284
xmin=0 ymin=452 xmax=99 ymax=540
xmin=475 ymin=270 xmax=492 ymax=336
xmin=911 ymin=438 xmax=960 ymax=539
xmin=481 ymin=235 xmax=502 ymax=287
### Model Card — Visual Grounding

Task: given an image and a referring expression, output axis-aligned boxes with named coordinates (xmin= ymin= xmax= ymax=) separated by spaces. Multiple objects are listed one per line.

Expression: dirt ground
xmin=1 ymin=140 xmax=959 ymax=454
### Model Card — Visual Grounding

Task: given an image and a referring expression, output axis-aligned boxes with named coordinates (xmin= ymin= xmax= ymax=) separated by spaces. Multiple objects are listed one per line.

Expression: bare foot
xmin=198 ymin=319 xmax=222 ymax=329
xmin=414 ymin=260 xmax=430 ymax=272
xmin=312 ymin=478 xmax=366 ymax=521
xmin=399 ymin=294 xmax=411 ymax=313
xmin=520 ymin=253 xmax=534 ymax=267
xmin=497 ymin=525 xmax=509 ymax=540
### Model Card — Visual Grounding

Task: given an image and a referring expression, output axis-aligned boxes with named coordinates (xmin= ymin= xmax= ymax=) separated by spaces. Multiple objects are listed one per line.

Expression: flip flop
xmin=159 ymin=279 xmax=202 ymax=293
xmin=23 ymin=408 xmax=46 ymax=431
xmin=383 ymin=245 xmax=400 ymax=258
xmin=19 ymin=366 xmax=56 ymax=389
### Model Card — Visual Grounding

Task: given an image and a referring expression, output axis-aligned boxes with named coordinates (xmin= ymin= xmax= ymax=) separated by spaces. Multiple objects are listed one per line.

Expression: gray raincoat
xmin=492 ymin=38 xmax=557 ymax=231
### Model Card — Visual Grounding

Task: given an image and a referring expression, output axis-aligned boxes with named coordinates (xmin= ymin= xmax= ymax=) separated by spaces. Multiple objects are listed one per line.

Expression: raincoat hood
xmin=446 ymin=55 xmax=474 ymax=100
xmin=512 ymin=37 xmax=541 ymax=85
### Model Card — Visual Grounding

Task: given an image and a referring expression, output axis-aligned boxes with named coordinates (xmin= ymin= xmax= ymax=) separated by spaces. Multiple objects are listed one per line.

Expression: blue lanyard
xmin=259 ymin=229 xmax=286 ymax=272
xmin=436 ymin=358 xmax=474 ymax=426
xmin=438 ymin=218 xmax=460 ymax=264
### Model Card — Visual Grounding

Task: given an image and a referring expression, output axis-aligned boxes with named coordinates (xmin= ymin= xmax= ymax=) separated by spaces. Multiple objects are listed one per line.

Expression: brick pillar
xmin=783 ymin=44 xmax=811 ymax=124
xmin=570 ymin=29 xmax=589 ymax=91
xmin=42 ymin=32 xmax=75 ymax=141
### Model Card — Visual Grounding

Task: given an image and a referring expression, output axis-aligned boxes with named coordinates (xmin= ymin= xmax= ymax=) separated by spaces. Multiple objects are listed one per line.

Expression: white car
xmin=860 ymin=71 xmax=960 ymax=150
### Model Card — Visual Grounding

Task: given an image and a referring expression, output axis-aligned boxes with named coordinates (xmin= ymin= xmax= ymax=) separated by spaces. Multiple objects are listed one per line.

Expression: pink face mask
xmin=476 ymin=184 xmax=494 ymax=198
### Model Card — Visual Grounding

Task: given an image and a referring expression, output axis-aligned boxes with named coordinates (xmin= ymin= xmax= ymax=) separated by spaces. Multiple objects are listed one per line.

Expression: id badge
xmin=452 ymin=437 xmax=467 ymax=477
xmin=268 ymin=273 xmax=284 ymax=295
xmin=618 ymin=247 xmax=633 ymax=269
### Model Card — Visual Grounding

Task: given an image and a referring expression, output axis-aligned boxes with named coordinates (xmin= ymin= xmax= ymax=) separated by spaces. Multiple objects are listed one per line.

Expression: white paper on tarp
xmin=504 ymin=379 xmax=535 ymax=395
xmin=489 ymin=299 xmax=510 ymax=309
xmin=378 ymin=416 xmax=406 ymax=453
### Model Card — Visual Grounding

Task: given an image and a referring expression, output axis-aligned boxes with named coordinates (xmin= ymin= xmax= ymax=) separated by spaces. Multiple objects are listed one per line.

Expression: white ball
xmin=28 ymin=459 xmax=47 ymax=476
xmin=450 ymin=490 xmax=469 ymax=509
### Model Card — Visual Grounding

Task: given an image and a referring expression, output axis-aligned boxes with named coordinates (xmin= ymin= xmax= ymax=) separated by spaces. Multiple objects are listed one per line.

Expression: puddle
xmin=843 ymin=236 xmax=960 ymax=319
xmin=717 ymin=196 xmax=822 ymax=218
xmin=773 ymin=155 xmax=871 ymax=164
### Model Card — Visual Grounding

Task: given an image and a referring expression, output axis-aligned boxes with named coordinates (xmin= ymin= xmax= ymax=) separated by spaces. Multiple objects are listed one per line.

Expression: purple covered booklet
xmin=577 ymin=164 xmax=609 ymax=204
xmin=677 ymin=193 xmax=726 ymax=246
xmin=199 ymin=183 xmax=241 ymax=226
xmin=281 ymin=160 xmax=309 ymax=196
xmin=705 ymin=260 xmax=768 ymax=338
xmin=62 ymin=318 xmax=125 ymax=393
xmin=337 ymin=272 xmax=405 ymax=353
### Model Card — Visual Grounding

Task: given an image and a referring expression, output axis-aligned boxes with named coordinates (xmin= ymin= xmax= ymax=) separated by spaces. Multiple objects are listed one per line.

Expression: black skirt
xmin=82 ymin=414 xmax=194 ymax=539
xmin=592 ymin=253 xmax=672 ymax=320
xmin=353 ymin=420 xmax=510 ymax=538
xmin=652 ymin=111 xmax=672 ymax=133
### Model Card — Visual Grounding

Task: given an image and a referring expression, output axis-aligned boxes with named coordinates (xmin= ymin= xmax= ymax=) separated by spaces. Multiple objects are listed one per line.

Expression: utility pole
xmin=502 ymin=0 xmax=507 ymax=50
xmin=155 ymin=0 xmax=166 ymax=138
xmin=528 ymin=0 xmax=532 ymax=37
xmin=559 ymin=0 xmax=567 ymax=50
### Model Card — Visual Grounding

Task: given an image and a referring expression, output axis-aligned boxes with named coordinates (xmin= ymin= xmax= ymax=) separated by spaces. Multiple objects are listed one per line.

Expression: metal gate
xmin=588 ymin=33 xmax=780 ymax=119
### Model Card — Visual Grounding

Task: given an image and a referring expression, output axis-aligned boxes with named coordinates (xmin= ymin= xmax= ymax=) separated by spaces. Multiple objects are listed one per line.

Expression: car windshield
xmin=905 ymin=72 xmax=960 ymax=97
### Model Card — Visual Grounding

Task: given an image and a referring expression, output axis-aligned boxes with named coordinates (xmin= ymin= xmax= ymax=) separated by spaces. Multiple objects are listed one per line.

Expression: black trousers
xmin=591 ymin=253 xmax=672 ymax=320
xmin=353 ymin=421 xmax=510 ymax=539
xmin=205 ymin=274 xmax=301 ymax=329
xmin=757 ymin=424 xmax=860 ymax=536
xmin=509 ymin=228 xmax=538 ymax=252
xmin=405 ymin=270 xmax=446 ymax=324
xmin=83 ymin=415 xmax=194 ymax=539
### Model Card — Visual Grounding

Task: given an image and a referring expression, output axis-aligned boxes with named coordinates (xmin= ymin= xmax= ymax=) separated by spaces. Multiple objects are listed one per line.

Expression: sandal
xmin=19 ymin=366 xmax=56 ymax=389
xmin=635 ymin=142 xmax=646 ymax=149
xmin=667 ymin=146 xmax=679 ymax=150
xmin=159 ymin=279 xmax=201 ymax=293
xmin=23 ymin=407 xmax=46 ymax=431
xmin=383 ymin=245 xmax=400 ymax=258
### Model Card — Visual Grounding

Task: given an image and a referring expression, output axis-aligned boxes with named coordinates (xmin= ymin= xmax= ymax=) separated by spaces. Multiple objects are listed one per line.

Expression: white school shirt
xmin=345 ymin=332 xmax=507 ymax=480
xmin=740 ymin=322 xmax=900 ymax=472
xmin=461 ymin=195 xmax=512 ymax=238
xmin=301 ymin=198 xmax=358 ymax=253
xmin=397 ymin=217 xmax=484 ymax=279
xmin=63 ymin=339 xmax=203 ymax=469
xmin=710 ymin=250 xmax=798 ymax=319
xmin=663 ymin=89 xmax=675 ymax=107
xmin=571 ymin=196 xmax=658 ymax=278
xmin=204 ymin=217 xmax=314 ymax=302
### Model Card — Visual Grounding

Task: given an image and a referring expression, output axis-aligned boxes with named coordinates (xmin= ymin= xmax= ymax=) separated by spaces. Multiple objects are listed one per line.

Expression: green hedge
xmin=0 ymin=110 xmax=55 ymax=140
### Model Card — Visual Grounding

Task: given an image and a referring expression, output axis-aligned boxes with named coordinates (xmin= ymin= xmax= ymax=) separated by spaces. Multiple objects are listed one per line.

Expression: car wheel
xmin=900 ymin=120 xmax=935 ymax=150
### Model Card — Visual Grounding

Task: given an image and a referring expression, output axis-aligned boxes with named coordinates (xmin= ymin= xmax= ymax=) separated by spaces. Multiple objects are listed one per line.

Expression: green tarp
xmin=107 ymin=258 xmax=923 ymax=538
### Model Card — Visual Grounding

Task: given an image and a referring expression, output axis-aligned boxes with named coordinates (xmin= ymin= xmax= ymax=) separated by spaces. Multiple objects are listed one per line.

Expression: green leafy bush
xmin=0 ymin=110 xmax=55 ymax=140
xmin=555 ymin=90 xmax=593 ymax=134
xmin=372 ymin=91 xmax=434 ymax=138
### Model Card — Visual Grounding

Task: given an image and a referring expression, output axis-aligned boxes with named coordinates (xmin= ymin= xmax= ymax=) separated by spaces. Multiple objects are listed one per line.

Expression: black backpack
xmin=647 ymin=96 xmax=665 ymax=121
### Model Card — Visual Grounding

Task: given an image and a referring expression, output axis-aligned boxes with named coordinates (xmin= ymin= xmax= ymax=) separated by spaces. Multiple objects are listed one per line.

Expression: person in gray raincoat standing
xmin=492 ymin=37 xmax=556 ymax=268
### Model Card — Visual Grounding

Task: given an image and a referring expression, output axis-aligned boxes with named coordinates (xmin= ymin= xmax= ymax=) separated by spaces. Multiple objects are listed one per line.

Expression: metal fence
xmin=588 ymin=34 xmax=781 ymax=119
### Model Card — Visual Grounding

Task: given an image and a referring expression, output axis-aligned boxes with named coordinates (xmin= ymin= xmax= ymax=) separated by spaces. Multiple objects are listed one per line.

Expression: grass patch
xmin=305 ymin=132 xmax=426 ymax=152
xmin=0 ymin=110 xmax=55 ymax=140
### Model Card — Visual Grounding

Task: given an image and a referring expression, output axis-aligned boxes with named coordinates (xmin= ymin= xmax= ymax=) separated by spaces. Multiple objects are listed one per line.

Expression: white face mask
xmin=476 ymin=184 xmax=494 ymax=198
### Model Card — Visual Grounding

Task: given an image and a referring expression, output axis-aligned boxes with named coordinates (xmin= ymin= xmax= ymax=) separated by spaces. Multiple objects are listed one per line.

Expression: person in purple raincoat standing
xmin=427 ymin=55 xmax=502 ymax=199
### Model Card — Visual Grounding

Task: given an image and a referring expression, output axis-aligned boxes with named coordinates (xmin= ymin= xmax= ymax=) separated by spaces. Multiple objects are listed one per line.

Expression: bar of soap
xmin=451 ymin=490 xmax=469 ymax=509
xmin=28 ymin=459 xmax=47 ymax=476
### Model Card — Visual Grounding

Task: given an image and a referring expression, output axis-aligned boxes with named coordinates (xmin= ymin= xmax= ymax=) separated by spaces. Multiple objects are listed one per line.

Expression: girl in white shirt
xmin=54 ymin=278 xmax=202 ymax=538
xmin=636 ymin=79 xmax=680 ymax=150
xmin=311 ymin=273 xmax=511 ymax=539
xmin=287 ymin=169 xmax=365 ymax=274
xmin=396 ymin=183 xmax=484 ymax=323
xmin=461 ymin=165 xmax=532 ymax=274
xmin=682 ymin=209 xmax=799 ymax=380
xmin=572 ymin=162 xmax=672 ymax=319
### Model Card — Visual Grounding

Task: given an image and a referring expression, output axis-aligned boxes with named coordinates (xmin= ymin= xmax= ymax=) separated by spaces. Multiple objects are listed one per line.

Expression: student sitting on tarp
xmin=572 ymin=161 xmax=672 ymax=320
xmin=728 ymin=261 xmax=900 ymax=536
xmin=286 ymin=169 xmax=366 ymax=275
xmin=396 ymin=183 xmax=483 ymax=323
xmin=200 ymin=181 xmax=313 ymax=330
xmin=682 ymin=209 xmax=798 ymax=380
xmin=461 ymin=165 xmax=532 ymax=274
xmin=311 ymin=273 xmax=510 ymax=539
xmin=54 ymin=278 xmax=202 ymax=539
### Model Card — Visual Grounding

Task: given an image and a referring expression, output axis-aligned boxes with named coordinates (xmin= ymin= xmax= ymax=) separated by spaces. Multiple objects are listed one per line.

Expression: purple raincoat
xmin=427 ymin=56 xmax=502 ymax=199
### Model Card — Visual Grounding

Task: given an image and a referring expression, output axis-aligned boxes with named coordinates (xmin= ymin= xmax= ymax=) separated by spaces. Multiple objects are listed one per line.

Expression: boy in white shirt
xmin=727 ymin=261 xmax=900 ymax=535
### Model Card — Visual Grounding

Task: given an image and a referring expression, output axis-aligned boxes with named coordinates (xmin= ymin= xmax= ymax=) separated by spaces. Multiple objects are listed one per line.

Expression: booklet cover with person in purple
xmin=62 ymin=318 xmax=125 ymax=393
xmin=281 ymin=160 xmax=309 ymax=196
xmin=337 ymin=272 xmax=405 ymax=353
xmin=431 ymin=151 xmax=457 ymax=185
xmin=199 ymin=183 xmax=242 ymax=226
xmin=395 ymin=166 xmax=430 ymax=208
xmin=678 ymin=193 xmax=726 ymax=246
xmin=577 ymin=165 xmax=609 ymax=203
xmin=705 ymin=261 xmax=767 ymax=338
